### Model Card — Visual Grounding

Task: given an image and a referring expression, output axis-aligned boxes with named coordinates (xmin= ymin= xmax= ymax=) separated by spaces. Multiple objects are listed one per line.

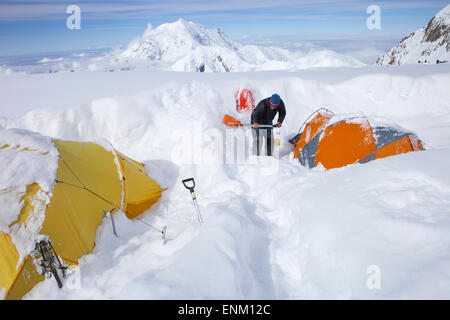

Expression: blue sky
xmin=0 ymin=0 xmax=448 ymax=55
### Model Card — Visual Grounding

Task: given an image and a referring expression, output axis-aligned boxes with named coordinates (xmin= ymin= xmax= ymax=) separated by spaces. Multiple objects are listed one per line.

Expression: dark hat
xmin=270 ymin=94 xmax=281 ymax=106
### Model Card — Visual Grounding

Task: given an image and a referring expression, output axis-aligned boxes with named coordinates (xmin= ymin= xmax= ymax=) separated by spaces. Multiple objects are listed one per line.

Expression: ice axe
xmin=182 ymin=178 xmax=203 ymax=225
xmin=222 ymin=114 xmax=273 ymax=128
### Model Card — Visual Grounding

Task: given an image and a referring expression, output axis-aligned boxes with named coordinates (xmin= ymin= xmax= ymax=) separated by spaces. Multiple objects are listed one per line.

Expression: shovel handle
xmin=182 ymin=178 xmax=195 ymax=192
xmin=247 ymin=124 xmax=274 ymax=128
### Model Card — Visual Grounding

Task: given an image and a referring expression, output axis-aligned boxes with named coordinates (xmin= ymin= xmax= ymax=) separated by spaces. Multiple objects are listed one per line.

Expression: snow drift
xmin=1 ymin=64 xmax=450 ymax=299
xmin=0 ymin=129 xmax=58 ymax=266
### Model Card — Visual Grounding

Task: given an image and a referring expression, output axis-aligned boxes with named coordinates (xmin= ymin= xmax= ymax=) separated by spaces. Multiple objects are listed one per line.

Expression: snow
xmin=435 ymin=4 xmax=450 ymax=21
xmin=324 ymin=111 xmax=420 ymax=145
xmin=379 ymin=27 xmax=448 ymax=65
xmin=377 ymin=5 xmax=450 ymax=65
xmin=0 ymin=20 xmax=364 ymax=75
xmin=0 ymin=128 xmax=58 ymax=265
xmin=107 ymin=20 xmax=365 ymax=72
xmin=0 ymin=65 xmax=23 ymax=76
xmin=1 ymin=62 xmax=450 ymax=299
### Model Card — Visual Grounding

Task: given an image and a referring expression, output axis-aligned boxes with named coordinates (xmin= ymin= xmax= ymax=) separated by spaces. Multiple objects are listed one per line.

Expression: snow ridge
xmin=377 ymin=5 xmax=450 ymax=65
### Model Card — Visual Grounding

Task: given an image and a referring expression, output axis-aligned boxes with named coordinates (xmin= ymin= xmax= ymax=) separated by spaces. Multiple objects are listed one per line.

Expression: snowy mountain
xmin=113 ymin=19 xmax=239 ymax=72
xmin=377 ymin=5 xmax=450 ymax=65
xmin=107 ymin=19 xmax=364 ymax=71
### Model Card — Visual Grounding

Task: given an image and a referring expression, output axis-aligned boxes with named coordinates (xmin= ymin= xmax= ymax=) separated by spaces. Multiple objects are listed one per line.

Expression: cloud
xmin=2 ymin=0 xmax=446 ymax=21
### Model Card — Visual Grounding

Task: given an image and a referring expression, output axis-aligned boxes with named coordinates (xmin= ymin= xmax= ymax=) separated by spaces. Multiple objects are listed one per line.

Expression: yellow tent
xmin=0 ymin=138 xmax=164 ymax=300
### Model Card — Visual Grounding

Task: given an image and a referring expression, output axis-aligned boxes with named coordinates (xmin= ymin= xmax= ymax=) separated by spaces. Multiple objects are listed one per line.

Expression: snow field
xmin=1 ymin=65 xmax=450 ymax=299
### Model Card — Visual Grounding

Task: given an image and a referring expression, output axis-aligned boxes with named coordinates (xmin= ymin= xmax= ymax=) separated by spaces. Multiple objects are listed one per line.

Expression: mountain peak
xmin=139 ymin=19 xmax=234 ymax=49
xmin=174 ymin=18 xmax=190 ymax=25
xmin=113 ymin=20 xmax=363 ymax=72
xmin=164 ymin=18 xmax=194 ymax=30
xmin=377 ymin=5 xmax=450 ymax=65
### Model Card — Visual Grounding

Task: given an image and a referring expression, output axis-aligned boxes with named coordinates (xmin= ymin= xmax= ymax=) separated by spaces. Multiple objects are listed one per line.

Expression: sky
xmin=0 ymin=0 xmax=448 ymax=55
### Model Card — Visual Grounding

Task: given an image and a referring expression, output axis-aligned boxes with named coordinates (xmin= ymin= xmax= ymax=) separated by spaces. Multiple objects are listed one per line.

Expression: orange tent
xmin=291 ymin=109 xmax=424 ymax=170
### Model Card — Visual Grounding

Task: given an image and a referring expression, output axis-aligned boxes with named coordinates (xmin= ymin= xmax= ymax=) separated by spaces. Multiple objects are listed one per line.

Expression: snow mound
xmin=0 ymin=128 xmax=58 ymax=264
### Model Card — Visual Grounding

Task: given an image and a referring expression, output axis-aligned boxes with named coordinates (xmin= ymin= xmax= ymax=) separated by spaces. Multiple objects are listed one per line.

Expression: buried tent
xmin=0 ymin=129 xmax=164 ymax=300
xmin=290 ymin=109 xmax=424 ymax=170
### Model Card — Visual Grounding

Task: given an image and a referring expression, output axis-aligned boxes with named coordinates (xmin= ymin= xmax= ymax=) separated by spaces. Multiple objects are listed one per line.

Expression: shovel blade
xmin=222 ymin=114 xmax=243 ymax=127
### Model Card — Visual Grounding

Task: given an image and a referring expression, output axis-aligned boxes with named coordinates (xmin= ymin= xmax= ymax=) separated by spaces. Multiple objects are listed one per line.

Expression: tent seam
xmin=112 ymin=150 xmax=128 ymax=214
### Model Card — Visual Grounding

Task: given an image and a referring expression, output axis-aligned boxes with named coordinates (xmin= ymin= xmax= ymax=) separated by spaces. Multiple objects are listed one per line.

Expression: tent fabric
xmin=55 ymin=141 xmax=123 ymax=208
xmin=0 ymin=234 xmax=22 ymax=296
xmin=315 ymin=119 xmax=376 ymax=169
xmin=3 ymin=255 xmax=44 ymax=301
xmin=293 ymin=112 xmax=333 ymax=159
xmin=292 ymin=112 xmax=424 ymax=170
xmin=375 ymin=136 xmax=415 ymax=160
xmin=115 ymin=151 xmax=163 ymax=219
xmin=1 ymin=139 xmax=164 ymax=300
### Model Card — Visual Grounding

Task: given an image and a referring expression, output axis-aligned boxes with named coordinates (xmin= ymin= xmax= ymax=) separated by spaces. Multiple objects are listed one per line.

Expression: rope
xmin=56 ymin=155 xmax=165 ymax=237
xmin=55 ymin=179 xmax=120 ymax=209
xmin=61 ymin=158 xmax=87 ymax=189
xmin=135 ymin=217 xmax=165 ymax=234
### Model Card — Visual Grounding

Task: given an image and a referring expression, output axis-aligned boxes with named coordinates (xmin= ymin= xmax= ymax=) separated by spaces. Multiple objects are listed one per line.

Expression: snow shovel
xmin=182 ymin=178 xmax=203 ymax=225
xmin=222 ymin=114 xmax=280 ymax=146
xmin=222 ymin=114 xmax=273 ymax=128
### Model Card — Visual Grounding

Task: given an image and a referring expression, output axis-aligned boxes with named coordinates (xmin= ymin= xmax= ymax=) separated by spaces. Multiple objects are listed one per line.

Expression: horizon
xmin=0 ymin=0 xmax=448 ymax=57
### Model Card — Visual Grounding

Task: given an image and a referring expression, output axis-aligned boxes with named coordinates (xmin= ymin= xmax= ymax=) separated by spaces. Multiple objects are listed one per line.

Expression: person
xmin=251 ymin=93 xmax=286 ymax=156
